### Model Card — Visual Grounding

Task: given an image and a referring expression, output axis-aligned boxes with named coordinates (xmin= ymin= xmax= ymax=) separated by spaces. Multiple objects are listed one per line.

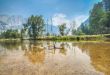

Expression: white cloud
xmin=51 ymin=13 xmax=88 ymax=28
xmin=52 ymin=13 xmax=70 ymax=27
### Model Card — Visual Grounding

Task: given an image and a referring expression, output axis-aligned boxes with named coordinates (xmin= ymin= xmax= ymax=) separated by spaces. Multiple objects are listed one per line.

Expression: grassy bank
xmin=0 ymin=34 xmax=110 ymax=41
xmin=37 ymin=35 xmax=102 ymax=41
xmin=0 ymin=38 xmax=21 ymax=42
xmin=37 ymin=34 xmax=110 ymax=41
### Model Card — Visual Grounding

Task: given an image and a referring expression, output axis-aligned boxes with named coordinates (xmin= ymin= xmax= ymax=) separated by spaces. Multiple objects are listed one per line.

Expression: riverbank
xmin=37 ymin=35 xmax=102 ymax=41
xmin=37 ymin=34 xmax=110 ymax=41
xmin=0 ymin=34 xmax=110 ymax=41
xmin=0 ymin=38 xmax=21 ymax=42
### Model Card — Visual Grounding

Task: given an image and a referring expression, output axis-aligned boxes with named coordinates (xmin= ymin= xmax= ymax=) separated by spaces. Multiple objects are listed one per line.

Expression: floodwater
xmin=0 ymin=41 xmax=110 ymax=75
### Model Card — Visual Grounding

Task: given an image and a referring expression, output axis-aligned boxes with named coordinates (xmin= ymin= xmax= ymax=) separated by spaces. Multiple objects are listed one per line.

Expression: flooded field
xmin=0 ymin=41 xmax=110 ymax=75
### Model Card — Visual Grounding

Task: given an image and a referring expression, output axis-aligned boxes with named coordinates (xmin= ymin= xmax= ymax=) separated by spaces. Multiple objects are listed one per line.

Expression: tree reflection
xmin=23 ymin=41 xmax=45 ymax=64
xmin=59 ymin=43 xmax=67 ymax=55
xmin=0 ymin=40 xmax=21 ymax=51
xmin=76 ymin=42 xmax=110 ymax=75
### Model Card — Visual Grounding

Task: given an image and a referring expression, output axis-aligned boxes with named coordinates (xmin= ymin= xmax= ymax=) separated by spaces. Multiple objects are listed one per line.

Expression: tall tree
xmin=58 ymin=23 xmax=66 ymax=36
xmin=80 ymin=23 xmax=91 ymax=35
xmin=99 ymin=11 xmax=110 ymax=34
xmin=89 ymin=2 xmax=104 ymax=34
xmin=25 ymin=15 xmax=45 ymax=39
xmin=71 ymin=21 xmax=77 ymax=35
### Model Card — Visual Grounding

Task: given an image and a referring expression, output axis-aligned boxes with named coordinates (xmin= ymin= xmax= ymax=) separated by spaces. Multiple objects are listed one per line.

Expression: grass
xmin=37 ymin=35 xmax=104 ymax=41
xmin=0 ymin=34 xmax=110 ymax=41
xmin=37 ymin=34 xmax=110 ymax=41
xmin=0 ymin=38 xmax=21 ymax=42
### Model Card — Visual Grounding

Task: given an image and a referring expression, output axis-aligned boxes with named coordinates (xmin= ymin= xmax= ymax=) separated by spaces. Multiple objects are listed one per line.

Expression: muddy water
xmin=0 ymin=41 xmax=110 ymax=75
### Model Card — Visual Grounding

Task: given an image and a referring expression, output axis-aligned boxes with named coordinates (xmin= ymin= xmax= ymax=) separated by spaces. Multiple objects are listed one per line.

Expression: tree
xmin=24 ymin=15 xmax=45 ymax=39
xmin=72 ymin=29 xmax=77 ymax=35
xmin=89 ymin=2 xmax=105 ymax=34
xmin=58 ymin=23 xmax=66 ymax=36
xmin=99 ymin=11 xmax=110 ymax=34
xmin=76 ymin=28 xmax=85 ymax=35
xmin=71 ymin=21 xmax=77 ymax=35
xmin=79 ymin=2 xmax=110 ymax=35
xmin=79 ymin=23 xmax=91 ymax=35
xmin=21 ymin=24 xmax=29 ymax=39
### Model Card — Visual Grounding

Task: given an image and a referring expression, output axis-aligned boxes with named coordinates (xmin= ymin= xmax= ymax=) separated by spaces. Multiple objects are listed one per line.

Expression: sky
xmin=0 ymin=0 xmax=102 ymax=27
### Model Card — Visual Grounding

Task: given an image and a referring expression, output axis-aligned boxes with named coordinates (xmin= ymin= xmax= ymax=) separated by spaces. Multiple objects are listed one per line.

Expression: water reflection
xmin=24 ymin=45 xmax=45 ymax=64
xmin=0 ymin=41 xmax=109 ymax=75
xmin=59 ymin=43 xmax=67 ymax=55
xmin=0 ymin=41 xmax=21 ymax=51
xmin=75 ymin=42 xmax=110 ymax=75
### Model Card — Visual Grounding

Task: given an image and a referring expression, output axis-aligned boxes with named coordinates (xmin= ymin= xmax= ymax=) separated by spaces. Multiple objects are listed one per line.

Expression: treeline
xmin=78 ymin=2 xmax=110 ymax=35
xmin=0 ymin=29 xmax=20 ymax=39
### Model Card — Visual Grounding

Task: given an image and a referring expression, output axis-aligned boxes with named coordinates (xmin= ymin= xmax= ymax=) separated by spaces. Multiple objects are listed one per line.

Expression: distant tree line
xmin=0 ymin=29 xmax=20 ymax=39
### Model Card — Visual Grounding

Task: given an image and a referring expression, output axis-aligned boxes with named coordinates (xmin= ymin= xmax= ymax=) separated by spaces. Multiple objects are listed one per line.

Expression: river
xmin=0 ymin=41 xmax=110 ymax=75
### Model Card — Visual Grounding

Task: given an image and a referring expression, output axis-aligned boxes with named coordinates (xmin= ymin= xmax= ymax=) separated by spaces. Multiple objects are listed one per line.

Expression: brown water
xmin=0 ymin=41 xmax=110 ymax=75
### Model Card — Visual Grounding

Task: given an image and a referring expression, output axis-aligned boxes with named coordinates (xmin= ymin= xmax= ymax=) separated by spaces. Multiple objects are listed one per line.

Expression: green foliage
xmin=58 ymin=23 xmax=66 ymax=36
xmin=79 ymin=23 xmax=91 ymax=35
xmin=99 ymin=12 xmax=110 ymax=34
xmin=72 ymin=29 xmax=77 ymax=35
xmin=46 ymin=32 xmax=50 ymax=36
xmin=23 ymin=15 xmax=45 ymax=39
xmin=75 ymin=29 xmax=85 ymax=35
xmin=89 ymin=2 xmax=104 ymax=34
xmin=0 ymin=29 xmax=20 ymax=39
xmin=79 ymin=2 xmax=110 ymax=35
xmin=38 ymin=35 xmax=103 ymax=41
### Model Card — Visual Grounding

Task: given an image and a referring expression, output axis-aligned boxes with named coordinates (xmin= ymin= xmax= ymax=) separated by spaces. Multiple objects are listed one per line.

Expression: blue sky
xmin=0 ymin=0 xmax=102 ymax=27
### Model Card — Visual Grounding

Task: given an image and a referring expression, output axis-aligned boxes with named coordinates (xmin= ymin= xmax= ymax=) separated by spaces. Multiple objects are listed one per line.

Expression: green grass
xmin=37 ymin=34 xmax=110 ymax=41
xmin=0 ymin=38 xmax=21 ymax=42
xmin=0 ymin=34 xmax=110 ymax=41
xmin=37 ymin=35 xmax=102 ymax=41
